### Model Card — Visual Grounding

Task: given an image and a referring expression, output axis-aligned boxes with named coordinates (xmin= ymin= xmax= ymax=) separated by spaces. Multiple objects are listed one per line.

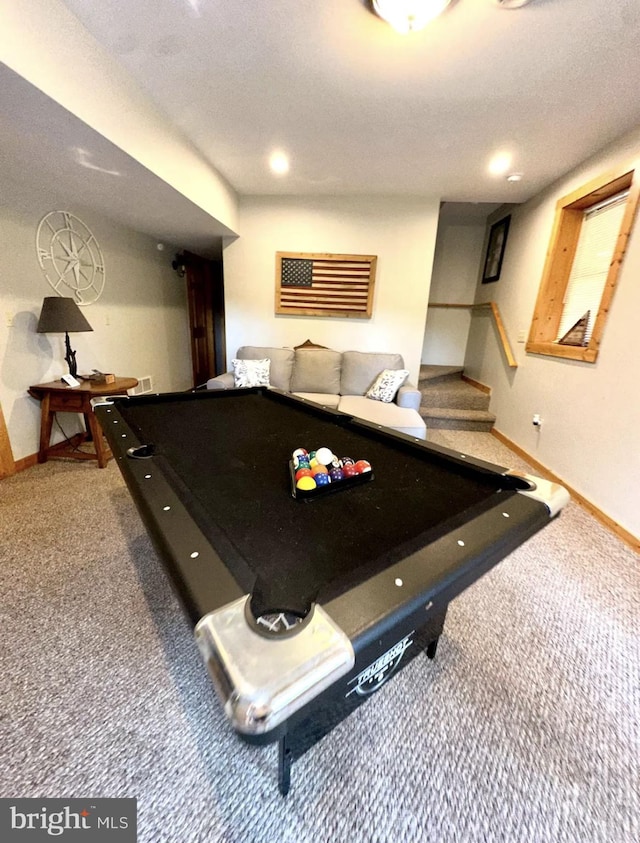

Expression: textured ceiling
xmin=2 ymin=0 xmax=640 ymax=255
xmin=60 ymin=0 xmax=640 ymax=202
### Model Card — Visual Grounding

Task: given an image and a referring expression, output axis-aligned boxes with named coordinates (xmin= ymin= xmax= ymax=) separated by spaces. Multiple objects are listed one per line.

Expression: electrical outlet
xmin=5 ymin=312 xmax=14 ymax=327
xmin=517 ymin=329 xmax=526 ymax=343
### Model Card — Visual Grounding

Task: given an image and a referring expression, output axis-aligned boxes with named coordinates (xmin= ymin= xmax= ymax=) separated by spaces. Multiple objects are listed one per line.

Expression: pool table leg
xmin=426 ymin=637 xmax=439 ymax=660
xmin=278 ymin=736 xmax=292 ymax=796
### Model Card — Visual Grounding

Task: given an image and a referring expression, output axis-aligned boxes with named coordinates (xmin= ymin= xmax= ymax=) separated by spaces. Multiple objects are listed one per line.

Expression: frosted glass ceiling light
xmin=371 ymin=0 xmax=453 ymax=34
xmin=492 ymin=0 xmax=534 ymax=8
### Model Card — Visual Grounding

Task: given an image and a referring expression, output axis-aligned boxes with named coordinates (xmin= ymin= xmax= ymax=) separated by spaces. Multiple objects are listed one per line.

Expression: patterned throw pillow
xmin=365 ymin=369 xmax=409 ymax=403
xmin=232 ymin=358 xmax=271 ymax=388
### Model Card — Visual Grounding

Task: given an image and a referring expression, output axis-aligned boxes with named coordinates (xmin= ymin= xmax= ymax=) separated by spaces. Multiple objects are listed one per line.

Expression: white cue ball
xmin=315 ymin=447 xmax=334 ymax=466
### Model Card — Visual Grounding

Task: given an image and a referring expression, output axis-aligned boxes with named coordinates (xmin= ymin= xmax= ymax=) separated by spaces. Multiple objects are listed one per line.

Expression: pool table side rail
xmin=94 ymin=398 xmax=245 ymax=624
xmin=325 ymin=489 xmax=554 ymax=647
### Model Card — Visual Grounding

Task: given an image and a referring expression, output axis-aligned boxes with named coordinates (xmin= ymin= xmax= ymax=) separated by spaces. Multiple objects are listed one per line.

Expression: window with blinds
xmin=526 ymin=166 xmax=638 ymax=363
xmin=556 ymin=191 xmax=629 ymax=344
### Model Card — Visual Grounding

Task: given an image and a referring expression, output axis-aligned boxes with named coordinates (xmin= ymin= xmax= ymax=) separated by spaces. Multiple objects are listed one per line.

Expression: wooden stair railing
xmin=428 ymin=301 xmax=518 ymax=369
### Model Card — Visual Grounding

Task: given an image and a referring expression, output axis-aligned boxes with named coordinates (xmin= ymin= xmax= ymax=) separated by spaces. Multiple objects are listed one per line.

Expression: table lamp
xmin=37 ymin=296 xmax=93 ymax=379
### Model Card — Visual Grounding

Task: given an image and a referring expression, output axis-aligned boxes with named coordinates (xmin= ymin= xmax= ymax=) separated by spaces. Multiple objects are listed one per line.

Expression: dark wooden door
xmin=182 ymin=248 xmax=226 ymax=388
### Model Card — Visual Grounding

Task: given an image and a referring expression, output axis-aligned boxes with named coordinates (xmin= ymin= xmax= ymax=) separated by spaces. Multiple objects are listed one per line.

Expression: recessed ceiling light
xmin=507 ymin=172 xmax=524 ymax=182
xmin=488 ymin=152 xmax=512 ymax=176
xmin=269 ymin=151 xmax=289 ymax=175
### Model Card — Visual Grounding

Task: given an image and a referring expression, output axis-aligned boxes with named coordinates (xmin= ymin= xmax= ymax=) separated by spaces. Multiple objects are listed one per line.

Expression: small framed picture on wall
xmin=482 ymin=215 xmax=511 ymax=283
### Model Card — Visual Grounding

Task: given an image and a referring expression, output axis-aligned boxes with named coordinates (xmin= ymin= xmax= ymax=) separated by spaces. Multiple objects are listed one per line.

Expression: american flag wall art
xmin=275 ymin=252 xmax=376 ymax=318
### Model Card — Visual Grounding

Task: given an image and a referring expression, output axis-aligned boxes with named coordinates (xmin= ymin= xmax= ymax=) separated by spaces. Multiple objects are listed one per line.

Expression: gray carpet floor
xmin=1 ymin=430 xmax=638 ymax=842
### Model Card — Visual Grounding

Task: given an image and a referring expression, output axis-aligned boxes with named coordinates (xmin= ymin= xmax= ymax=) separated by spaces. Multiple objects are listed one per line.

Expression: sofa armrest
xmin=206 ymin=372 xmax=235 ymax=390
xmin=395 ymin=384 xmax=421 ymax=412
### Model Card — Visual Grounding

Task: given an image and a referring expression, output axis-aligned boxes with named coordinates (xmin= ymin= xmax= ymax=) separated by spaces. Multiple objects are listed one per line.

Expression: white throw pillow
xmin=366 ymin=368 xmax=409 ymax=403
xmin=232 ymin=358 xmax=271 ymax=388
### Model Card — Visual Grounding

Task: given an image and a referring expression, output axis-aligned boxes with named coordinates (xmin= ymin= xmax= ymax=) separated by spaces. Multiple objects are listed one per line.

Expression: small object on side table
xmin=82 ymin=370 xmax=116 ymax=385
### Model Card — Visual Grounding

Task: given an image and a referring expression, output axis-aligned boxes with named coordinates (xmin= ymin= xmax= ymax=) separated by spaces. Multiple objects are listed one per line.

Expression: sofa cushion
xmin=292 ymin=392 xmax=341 ymax=409
xmin=232 ymin=358 xmax=270 ymax=388
xmin=206 ymin=372 xmax=235 ymax=390
xmin=366 ymin=369 xmax=409 ymax=403
xmin=236 ymin=346 xmax=294 ymax=391
xmin=341 ymin=351 xmax=405 ymax=396
xmin=290 ymin=349 xmax=342 ymax=394
xmin=338 ymin=395 xmax=426 ymax=439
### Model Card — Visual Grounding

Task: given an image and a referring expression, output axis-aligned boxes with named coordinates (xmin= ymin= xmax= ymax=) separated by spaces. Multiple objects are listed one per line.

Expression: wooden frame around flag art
xmin=275 ymin=251 xmax=377 ymax=318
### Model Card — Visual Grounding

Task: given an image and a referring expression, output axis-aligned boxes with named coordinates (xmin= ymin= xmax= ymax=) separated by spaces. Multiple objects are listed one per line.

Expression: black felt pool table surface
xmin=117 ymin=389 xmax=522 ymax=616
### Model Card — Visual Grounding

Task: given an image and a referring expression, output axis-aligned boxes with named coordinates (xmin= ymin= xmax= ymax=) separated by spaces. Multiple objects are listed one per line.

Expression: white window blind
xmin=556 ymin=192 xmax=628 ymax=343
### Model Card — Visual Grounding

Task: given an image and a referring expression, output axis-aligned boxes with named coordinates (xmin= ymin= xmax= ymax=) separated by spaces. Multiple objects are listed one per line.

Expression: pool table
xmin=95 ymin=387 xmax=569 ymax=795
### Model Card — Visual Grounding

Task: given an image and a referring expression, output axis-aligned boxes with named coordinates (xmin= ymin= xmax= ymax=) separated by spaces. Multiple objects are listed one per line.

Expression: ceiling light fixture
xmin=269 ymin=151 xmax=290 ymax=176
xmin=488 ymin=152 xmax=512 ymax=176
xmin=506 ymin=172 xmax=524 ymax=182
xmin=492 ymin=0 xmax=534 ymax=8
xmin=370 ymin=0 xmax=453 ymax=34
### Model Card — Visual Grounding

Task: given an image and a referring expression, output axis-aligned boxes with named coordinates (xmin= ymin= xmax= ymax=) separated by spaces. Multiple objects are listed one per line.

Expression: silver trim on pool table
xmin=195 ymin=597 xmax=355 ymax=736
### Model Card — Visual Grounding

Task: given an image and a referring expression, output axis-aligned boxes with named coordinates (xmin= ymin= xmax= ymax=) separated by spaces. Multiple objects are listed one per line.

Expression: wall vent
xmin=130 ymin=376 xmax=153 ymax=396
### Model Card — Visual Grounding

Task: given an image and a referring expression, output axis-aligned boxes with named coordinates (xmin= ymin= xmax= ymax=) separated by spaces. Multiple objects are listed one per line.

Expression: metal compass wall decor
xmin=36 ymin=211 xmax=105 ymax=305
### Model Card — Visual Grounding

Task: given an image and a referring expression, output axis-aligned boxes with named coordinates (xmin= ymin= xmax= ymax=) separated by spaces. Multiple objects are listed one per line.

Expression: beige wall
xmin=0 ymin=174 xmax=192 ymax=462
xmin=223 ymin=196 xmax=440 ymax=383
xmin=465 ymin=126 xmax=640 ymax=540
xmin=422 ymin=221 xmax=486 ymax=366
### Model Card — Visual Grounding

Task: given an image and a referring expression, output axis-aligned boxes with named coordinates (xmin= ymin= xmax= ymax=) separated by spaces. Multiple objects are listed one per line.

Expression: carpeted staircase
xmin=418 ymin=365 xmax=496 ymax=432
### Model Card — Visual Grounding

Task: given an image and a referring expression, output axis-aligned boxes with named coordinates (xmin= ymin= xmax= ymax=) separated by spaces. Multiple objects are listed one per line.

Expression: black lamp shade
xmin=37 ymin=296 xmax=93 ymax=379
xmin=37 ymin=297 xmax=93 ymax=334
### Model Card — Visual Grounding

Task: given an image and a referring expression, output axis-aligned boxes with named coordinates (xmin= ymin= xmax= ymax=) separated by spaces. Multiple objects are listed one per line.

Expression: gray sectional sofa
xmin=206 ymin=345 xmax=427 ymax=439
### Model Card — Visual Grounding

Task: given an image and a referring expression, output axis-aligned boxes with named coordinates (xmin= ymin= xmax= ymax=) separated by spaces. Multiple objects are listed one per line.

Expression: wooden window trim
xmin=526 ymin=166 xmax=639 ymax=363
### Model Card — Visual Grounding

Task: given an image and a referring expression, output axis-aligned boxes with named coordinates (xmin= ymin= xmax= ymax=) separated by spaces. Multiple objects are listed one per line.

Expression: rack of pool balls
xmin=290 ymin=446 xmax=373 ymax=500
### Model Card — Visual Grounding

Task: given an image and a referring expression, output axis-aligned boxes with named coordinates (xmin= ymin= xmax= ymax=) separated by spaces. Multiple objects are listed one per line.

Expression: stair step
xmin=418 ymin=364 xmax=494 ymax=432
xmin=418 ymin=365 xmax=464 ymax=387
xmin=419 ymin=380 xmax=490 ymax=411
xmin=421 ymin=407 xmax=496 ymax=432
